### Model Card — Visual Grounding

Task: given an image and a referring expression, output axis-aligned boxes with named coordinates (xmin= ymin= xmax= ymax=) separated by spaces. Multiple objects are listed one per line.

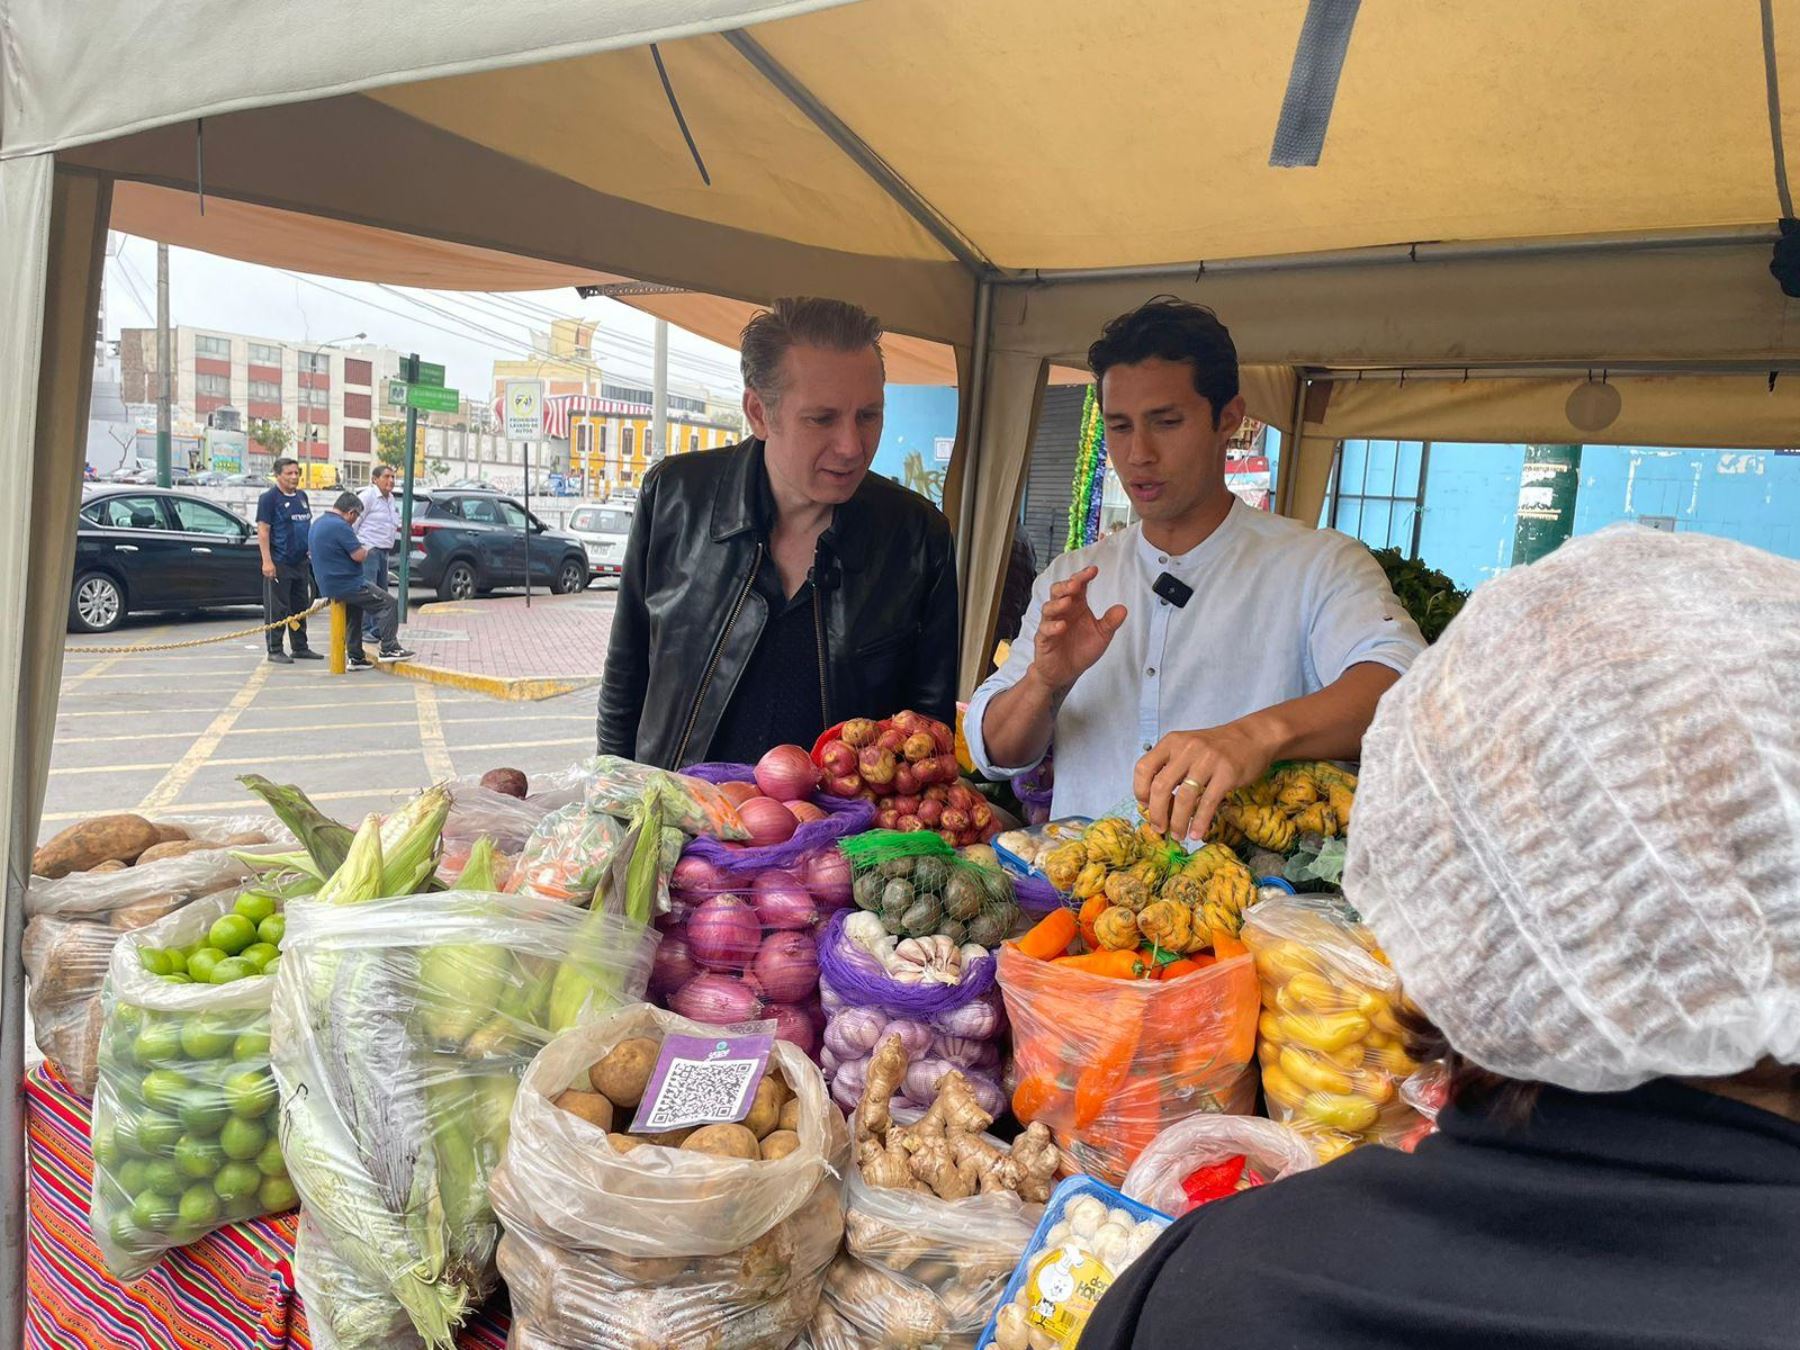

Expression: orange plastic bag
xmin=997 ymin=942 xmax=1260 ymax=1185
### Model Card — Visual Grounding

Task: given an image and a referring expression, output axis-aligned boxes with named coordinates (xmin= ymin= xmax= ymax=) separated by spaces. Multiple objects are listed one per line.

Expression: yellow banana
xmin=1299 ymin=1091 xmax=1380 ymax=1134
xmin=1280 ymin=1045 xmax=1355 ymax=1095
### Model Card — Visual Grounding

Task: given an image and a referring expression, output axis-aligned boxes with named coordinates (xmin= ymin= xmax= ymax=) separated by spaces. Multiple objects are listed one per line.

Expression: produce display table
xmin=23 ymin=1063 xmax=511 ymax=1350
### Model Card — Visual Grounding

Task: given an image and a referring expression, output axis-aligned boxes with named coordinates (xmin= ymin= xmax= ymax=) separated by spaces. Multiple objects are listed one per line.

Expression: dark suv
xmin=405 ymin=491 xmax=590 ymax=602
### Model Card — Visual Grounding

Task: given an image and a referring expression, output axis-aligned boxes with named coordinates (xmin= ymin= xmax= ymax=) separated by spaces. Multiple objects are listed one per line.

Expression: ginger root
xmin=856 ymin=1034 xmax=1062 ymax=1203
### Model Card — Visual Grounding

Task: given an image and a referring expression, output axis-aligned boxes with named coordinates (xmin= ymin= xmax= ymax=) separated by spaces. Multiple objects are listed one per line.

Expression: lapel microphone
xmin=1152 ymin=571 xmax=1194 ymax=609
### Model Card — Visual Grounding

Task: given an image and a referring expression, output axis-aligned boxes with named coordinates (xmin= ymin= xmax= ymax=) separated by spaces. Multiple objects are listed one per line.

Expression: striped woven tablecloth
xmin=24 ymin=1062 xmax=511 ymax=1350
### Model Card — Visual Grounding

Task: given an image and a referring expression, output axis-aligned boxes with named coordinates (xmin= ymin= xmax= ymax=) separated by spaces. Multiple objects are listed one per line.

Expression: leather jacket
xmin=597 ymin=438 xmax=960 ymax=768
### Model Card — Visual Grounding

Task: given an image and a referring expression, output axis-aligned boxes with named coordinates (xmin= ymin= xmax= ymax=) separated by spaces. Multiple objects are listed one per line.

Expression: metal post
xmin=523 ymin=439 xmax=533 ymax=608
xmin=397 ymin=354 xmax=420 ymax=622
xmin=155 ymin=243 xmax=171 ymax=487
xmin=328 ymin=600 xmax=348 ymax=673
xmin=1511 ymin=444 xmax=1583 ymax=567
xmin=1410 ymin=442 xmax=1432 ymax=560
xmin=652 ymin=318 xmax=669 ymax=463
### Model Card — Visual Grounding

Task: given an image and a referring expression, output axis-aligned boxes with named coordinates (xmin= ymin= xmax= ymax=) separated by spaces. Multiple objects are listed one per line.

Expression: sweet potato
xmin=151 ymin=823 xmax=191 ymax=845
xmin=110 ymin=895 xmax=185 ymax=931
xmin=224 ymin=831 xmax=270 ymax=846
xmin=681 ymin=1123 xmax=761 ymax=1160
xmin=91 ymin=860 xmax=127 ymax=874
xmin=135 ymin=838 xmax=219 ymax=866
xmin=32 ymin=814 xmax=161 ymax=878
xmin=588 ymin=1037 xmax=659 ymax=1109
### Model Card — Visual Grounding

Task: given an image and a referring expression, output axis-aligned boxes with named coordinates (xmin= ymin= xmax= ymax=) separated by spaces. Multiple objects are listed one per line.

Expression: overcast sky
xmin=102 ymin=234 xmax=745 ymax=399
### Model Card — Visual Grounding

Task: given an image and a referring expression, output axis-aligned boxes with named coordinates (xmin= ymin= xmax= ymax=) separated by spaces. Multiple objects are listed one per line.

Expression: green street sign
xmin=406 ymin=383 xmax=461 ymax=414
xmin=387 ymin=380 xmax=408 ymax=407
xmin=414 ymin=361 xmax=446 ymax=388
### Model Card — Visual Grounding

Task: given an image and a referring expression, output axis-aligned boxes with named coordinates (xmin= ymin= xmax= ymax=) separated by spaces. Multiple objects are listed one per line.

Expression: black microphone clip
xmin=1152 ymin=571 xmax=1194 ymax=609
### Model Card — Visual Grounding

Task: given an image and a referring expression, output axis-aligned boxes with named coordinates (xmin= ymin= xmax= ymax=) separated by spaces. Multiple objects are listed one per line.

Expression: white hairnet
xmin=1346 ymin=525 xmax=1800 ymax=1093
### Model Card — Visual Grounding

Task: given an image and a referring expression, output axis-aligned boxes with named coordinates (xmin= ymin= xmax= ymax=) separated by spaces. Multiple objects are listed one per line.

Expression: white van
xmin=565 ymin=500 xmax=635 ymax=581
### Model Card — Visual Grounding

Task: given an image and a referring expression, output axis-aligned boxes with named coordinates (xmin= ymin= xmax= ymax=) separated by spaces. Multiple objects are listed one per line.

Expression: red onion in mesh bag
xmin=649 ymin=932 xmax=698 ymax=997
xmin=686 ymin=895 xmax=760 ymax=972
xmin=751 ymin=870 xmax=818 ymax=930
xmin=752 ymin=930 xmax=819 ymax=1004
xmin=802 ymin=849 xmax=854 ymax=907
xmin=669 ymin=971 xmax=762 ymax=1025
xmin=767 ymin=1002 xmax=819 ymax=1056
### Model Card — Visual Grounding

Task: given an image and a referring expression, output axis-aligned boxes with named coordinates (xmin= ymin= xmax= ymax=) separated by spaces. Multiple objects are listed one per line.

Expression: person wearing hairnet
xmin=1080 ymin=526 xmax=1800 ymax=1350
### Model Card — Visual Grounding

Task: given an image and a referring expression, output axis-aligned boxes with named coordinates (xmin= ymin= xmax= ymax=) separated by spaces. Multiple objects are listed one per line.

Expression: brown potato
xmin=759 ymin=1129 xmax=801 ymax=1161
xmin=554 ymin=1089 xmax=614 ymax=1133
xmin=680 ymin=1123 xmax=760 ymax=1160
xmin=151 ymin=823 xmax=191 ymax=845
xmin=607 ymin=1132 xmax=648 ymax=1153
xmin=588 ymin=1036 xmax=660 ymax=1109
xmin=224 ymin=830 xmax=270 ymax=847
xmin=637 ymin=1126 xmax=694 ymax=1148
xmin=110 ymin=896 xmax=184 ymax=931
xmin=92 ymin=860 xmax=128 ymax=874
xmin=33 ymin=814 xmax=161 ymax=878
xmin=778 ymin=1097 xmax=801 ymax=1134
xmin=743 ymin=1075 xmax=786 ymax=1139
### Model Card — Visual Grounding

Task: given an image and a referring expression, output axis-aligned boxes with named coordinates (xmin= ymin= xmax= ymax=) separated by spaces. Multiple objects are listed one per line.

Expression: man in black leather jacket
xmin=597 ymin=297 xmax=960 ymax=769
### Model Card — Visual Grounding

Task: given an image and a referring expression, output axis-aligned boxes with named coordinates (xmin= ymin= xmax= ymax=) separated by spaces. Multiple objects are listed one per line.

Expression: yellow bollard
xmin=328 ymin=601 xmax=347 ymax=674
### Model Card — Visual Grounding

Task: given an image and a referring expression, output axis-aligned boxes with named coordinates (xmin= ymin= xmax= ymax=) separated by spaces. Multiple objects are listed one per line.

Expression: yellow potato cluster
xmin=1249 ymin=926 xmax=1420 ymax=1163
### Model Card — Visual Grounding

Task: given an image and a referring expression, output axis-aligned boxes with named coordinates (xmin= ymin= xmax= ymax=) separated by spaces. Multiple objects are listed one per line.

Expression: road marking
xmin=413 ymin=681 xmax=457 ymax=782
xmin=39 ymin=784 xmax=417 ymax=824
xmin=58 ymin=696 xmax=421 ymax=720
xmin=53 ymin=713 xmax=546 ymax=745
xmin=437 ymin=711 xmax=593 ymax=725
xmin=444 ymin=736 xmax=590 ymax=754
xmin=134 ymin=661 xmax=274 ymax=811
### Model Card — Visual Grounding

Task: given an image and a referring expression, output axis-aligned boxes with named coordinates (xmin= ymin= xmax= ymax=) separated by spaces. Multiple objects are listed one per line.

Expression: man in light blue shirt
xmin=356 ymin=464 xmax=402 ymax=651
xmin=967 ymin=299 xmax=1425 ymax=837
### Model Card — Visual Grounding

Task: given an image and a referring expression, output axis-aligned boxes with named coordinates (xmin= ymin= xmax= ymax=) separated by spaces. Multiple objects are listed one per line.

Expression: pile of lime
xmin=93 ymin=1006 xmax=294 ymax=1253
xmin=137 ymin=889 xmax=285 ymax=985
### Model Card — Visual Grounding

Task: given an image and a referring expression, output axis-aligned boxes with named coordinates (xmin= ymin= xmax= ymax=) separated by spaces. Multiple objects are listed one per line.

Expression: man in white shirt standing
xmin=966 ymin=298 xmax=1425 ymax=839
xmin=355 ymin=463 xmax=409 ymax=661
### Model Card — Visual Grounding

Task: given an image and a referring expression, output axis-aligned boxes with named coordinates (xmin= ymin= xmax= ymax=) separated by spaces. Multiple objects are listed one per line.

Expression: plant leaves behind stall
xmin=1366 ymin=546 xmax=1469 ymax=644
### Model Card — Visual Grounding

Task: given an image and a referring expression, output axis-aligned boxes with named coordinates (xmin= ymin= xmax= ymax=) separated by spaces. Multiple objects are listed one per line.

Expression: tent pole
xmin=954 ymin=279 xmax=995 ymax=600
xmin=1306 ymin=359 xmax=1800 ymax=380
xmin=998 ymin=224 xmax=1777 ymax=286
xmin=720 ymin=30 xmax=992 ymax=276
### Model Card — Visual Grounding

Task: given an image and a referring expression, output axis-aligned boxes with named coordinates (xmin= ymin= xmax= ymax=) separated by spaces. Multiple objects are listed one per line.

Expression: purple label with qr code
xmin=630 ymin=1027 xmax=775 ymax=1134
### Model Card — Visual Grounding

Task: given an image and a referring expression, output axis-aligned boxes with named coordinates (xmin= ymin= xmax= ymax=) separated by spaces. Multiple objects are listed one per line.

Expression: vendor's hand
xmin=1135 ymin=720 xmax=1280 ymax=842
xmin=261 ymin=559 xmax=277 ymax=579
xmin=1029 ymin=566 xmax=1127 ymax=697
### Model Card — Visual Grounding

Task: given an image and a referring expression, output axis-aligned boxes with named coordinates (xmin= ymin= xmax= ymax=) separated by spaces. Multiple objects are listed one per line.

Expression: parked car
xmin=193 ymin=470 xmax=228 ymax=486
xmin=405 ymin=490 xmax=590 ymax=602
xmin=69 ymin=488 xmax=263 ymax=632
xmin=225 ymin=472 xmax=271 ymax=487
xmin=564 ymin=501 xmax=634 ymax=580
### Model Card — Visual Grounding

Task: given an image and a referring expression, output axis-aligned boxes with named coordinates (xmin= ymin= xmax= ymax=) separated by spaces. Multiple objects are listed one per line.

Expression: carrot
xmin=1077 ymin=895 xmax=1110 ymax=951
xmin=1054 ymin=949 xmax=1149 ymax=980
xmin=1011 ymin=1071 xmax=1061 ymax=1123
xmin=1211 ymin=927 xmax=1249 ymax=960
xmin=1016 ymin=907 xmax=1079 ymax=961
xmin=1076 ymin=1013 xmax=1144 ymax=1128
xmin=1160 ymin=958 xmax=1203 ymax=980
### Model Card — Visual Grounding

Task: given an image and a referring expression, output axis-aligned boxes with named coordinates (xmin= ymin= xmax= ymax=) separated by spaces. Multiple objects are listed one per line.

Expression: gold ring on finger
xmin=1179 ymin=778 xmax=1202 ymax=794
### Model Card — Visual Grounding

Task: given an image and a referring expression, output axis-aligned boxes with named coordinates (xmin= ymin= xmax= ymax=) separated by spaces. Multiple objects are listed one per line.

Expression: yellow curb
xmin=371 ymin=658 xmax=597 ymax=703
xmin=415 ymin=601 xmax=477 ymax=615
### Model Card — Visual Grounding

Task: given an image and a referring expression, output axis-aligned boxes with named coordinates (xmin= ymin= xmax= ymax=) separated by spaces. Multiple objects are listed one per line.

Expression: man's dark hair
xmin=273 ymin=456 xmax=299 ymax=475
xmin=1087 ymin=296 xmax=1240 ymax=427
xmin=333 ymin=491 xmax=362 ymax=516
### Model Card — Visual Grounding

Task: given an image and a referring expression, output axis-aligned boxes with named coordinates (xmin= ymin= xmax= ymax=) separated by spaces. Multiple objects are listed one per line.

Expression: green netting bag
xmin=838 ymin=831 xmax=1019 ymax=948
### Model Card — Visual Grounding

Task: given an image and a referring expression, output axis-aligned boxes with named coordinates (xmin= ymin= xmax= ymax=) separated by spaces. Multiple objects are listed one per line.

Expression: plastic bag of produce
xmin=295 ymin=1212 xmax=420 ymax=1350
xmin=976 ymin=1177 xmax=1172 ymax=1350
xmin=1241 ymin=893 xmax=1427 ymax=1162
xmin=274 ymin=801 xmax=660 ymax=1349
xmin=1121 ymin=1113 xmax=1316 ymax=1217
xmin=23 ymin=843 xmax=271 ymax=1096
xmin=997 ymin=941 xmax=1259 ymax=1185
xmin=816 ymin=909 xmax=1006 ymax=1117
xmin=580 ymin=754 xmax=751 ymax=839
xmin=840 ymin=831 xmax=1019 ymax=949
xmin=89 ymin=886 xmax=296 ymax=1280
xmin=487 ymin=1004 xmax=845 ymax=1349
xmin=507 ymin=800 xmax=685 ymax=911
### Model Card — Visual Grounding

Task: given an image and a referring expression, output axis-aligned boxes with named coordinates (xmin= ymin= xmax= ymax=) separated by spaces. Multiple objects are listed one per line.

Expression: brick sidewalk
xmin=390 ymin=591 xmax=614 ymax=697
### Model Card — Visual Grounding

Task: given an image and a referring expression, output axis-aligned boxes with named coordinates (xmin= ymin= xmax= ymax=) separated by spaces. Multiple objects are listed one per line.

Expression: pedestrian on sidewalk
xmin=255 ymin=457 xmax=320 ymax=664
xmin=357 ymin=463 xmax=402 ymax=647
xmin=309 ymin=492 xmax=413 ymax=670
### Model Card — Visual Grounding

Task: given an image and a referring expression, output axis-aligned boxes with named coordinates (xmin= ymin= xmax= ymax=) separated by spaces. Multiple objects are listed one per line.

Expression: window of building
xmin=688 ymin=431 xmax=700 ymax=452
xmin=298 ymin=351 xmax=331 ymax=375
xmin=602 ymin=383 xmax=654 ymax=406
xmin=344 ymin=392 xmax=372 ymax=420
xmin=343 ymin=357 xmax=372 ymax=386
xmin=596 ymin=425 xmax=608 ymax=454
xmin=301 ymin=386 xmax=330 ymax=407
xmin=622 ymin=426 xmax=636 ymax=460
xmin=249 ymin=379 xmax=281 ymax=401
xmin=248 ymin=342 xmax=282 ymax=365
xmin=196 ymin=373 xmax=231 ymax=397
xmin=195 ymin=335 xmax=232 ymax=359
xmin=671 ymin=393 xmax=706 ymax=414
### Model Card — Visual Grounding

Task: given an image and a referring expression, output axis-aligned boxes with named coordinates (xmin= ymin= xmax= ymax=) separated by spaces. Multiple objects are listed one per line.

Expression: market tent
xmin=5 ymin=4 xmax=1800 ymax=1317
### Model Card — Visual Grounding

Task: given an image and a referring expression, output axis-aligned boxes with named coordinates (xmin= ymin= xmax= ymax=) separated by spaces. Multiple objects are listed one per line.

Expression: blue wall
xmin=1308 ymin=434 xmax=1800 ymax=591
xmin=872 ymin=385 xmax=959 ymax=506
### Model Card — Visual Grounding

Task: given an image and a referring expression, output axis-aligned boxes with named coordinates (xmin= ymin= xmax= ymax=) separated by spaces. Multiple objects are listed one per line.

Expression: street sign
xmin=414 ymin=361 xmax=446 ymax=388
xmin=406 ymin=383 xmax=461 ymax=414
xmin=387 ymin=380 xmax=408 ymax=408
xmin=504 ymin=379 xmax=544 ymax=439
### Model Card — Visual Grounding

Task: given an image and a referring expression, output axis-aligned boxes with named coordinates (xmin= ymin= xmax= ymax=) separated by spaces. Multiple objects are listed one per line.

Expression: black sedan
xmin=70 ymin=488 xmax=264 ymax=632
xmin=404 ymin=490 xmax=590 ymax=602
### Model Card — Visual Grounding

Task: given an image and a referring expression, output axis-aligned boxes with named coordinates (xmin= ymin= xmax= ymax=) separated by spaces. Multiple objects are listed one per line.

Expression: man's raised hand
xmin=1029 ymin=565 xmax=1127 ymax=696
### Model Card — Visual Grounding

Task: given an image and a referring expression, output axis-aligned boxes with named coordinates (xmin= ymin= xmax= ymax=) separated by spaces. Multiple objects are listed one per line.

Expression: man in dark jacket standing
xmin=598 ymin=296 xmax=959 ymax=769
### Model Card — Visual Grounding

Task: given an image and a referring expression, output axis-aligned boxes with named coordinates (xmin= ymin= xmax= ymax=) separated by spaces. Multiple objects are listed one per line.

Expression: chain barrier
xmin=65 ymin=599 xmax=332 ymax=656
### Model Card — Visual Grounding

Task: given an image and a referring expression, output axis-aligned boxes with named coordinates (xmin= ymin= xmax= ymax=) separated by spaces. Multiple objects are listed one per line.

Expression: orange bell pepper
xmin=1016 ymin=907 xmax=1079 ymax=961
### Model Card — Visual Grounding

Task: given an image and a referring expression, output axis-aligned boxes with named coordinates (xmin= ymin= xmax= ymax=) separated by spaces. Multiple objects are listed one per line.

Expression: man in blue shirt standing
xmin=309 ymin=493 xmax=412 ymax=670
xmin=355 ymin=463 xmax=405 ymax=658
xmin=254 ymin=456 xmax=319 ymax=664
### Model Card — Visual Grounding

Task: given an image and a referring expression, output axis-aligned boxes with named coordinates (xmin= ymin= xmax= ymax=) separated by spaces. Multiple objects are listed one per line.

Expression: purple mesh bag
xmin=679 ymin=762 xmax=874 ymax=870
xmin=814 ymin=907 xmax=996 ymax=1018
xmin=1011 ymin=871 xmax=1066 ymax=914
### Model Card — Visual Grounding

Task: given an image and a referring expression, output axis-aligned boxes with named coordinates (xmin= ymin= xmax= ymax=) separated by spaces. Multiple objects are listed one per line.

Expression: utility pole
xmin=652 ymin=318 xmax=669 ymax=465
xmin=397 ymin=354 xmax=420 ymax=624
xmin=155 ymin=243 xmax=171 ymax=487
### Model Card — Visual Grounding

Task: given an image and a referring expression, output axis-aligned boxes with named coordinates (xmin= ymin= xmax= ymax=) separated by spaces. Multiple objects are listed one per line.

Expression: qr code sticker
xmin=640 ymin=1057 xmax=758 ymax=1132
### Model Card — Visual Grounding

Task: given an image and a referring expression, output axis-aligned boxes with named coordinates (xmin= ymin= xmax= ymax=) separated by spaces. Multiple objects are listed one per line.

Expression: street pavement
xmin=43 ymin=588 xmax=618 ymax=838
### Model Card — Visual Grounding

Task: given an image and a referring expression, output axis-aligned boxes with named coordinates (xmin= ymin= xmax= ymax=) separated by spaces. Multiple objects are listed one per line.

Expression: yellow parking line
xmin=413 ymin=681 xmax=457 ymax=781
xmin=134 ymin=661 xmax=273 ymax=811
xmin=39 ymin=784 xmax=418 ymax=824
xmin=447 ymin=737 xmax=590 ymax=754
xmin=437 ymin=712 xmax=593 ymax=725
xmin=57 ymin=696 xmax=419 ymax=720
